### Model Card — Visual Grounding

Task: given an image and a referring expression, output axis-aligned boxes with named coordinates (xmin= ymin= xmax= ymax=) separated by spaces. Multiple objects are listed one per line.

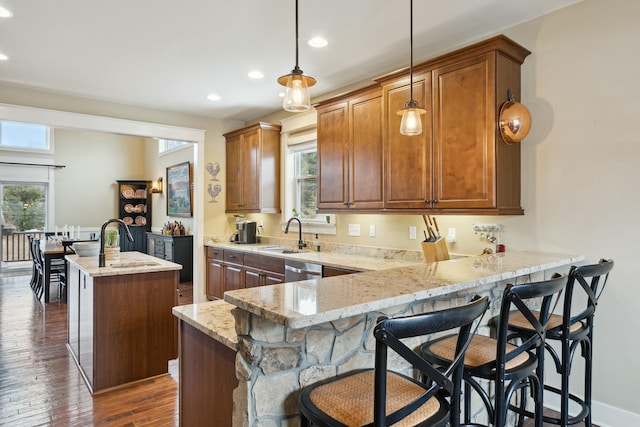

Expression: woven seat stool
xmin=421 ymin=274 xmax=567 ymax=427
xmin=299 ymin=296 xmax=489 ymax=427
xmin=505 ymin=259 xmax=613 ymax=427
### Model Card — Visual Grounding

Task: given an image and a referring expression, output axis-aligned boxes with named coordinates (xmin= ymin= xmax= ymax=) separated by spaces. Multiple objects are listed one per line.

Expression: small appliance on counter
xmin=235 ymin=220 xmax=257 ymax=244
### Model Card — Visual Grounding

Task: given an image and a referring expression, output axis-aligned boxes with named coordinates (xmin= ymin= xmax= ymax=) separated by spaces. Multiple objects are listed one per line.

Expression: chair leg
xmin=584 ymin=337 xmax=593 ymax=427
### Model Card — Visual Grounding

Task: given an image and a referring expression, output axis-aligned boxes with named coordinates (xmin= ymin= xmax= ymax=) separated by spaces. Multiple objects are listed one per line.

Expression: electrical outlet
xmin=409 ymin=226 xmax=417 ymax=240
xmin=369 ymin=224 xmax=376 ymax=237
xmin=348 ymin=224 xmax=361 ymax=237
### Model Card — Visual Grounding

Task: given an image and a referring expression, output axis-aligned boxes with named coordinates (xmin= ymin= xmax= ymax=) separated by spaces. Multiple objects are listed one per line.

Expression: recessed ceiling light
xmin=0 ymin=7 xmax=13 ymax=18
xmin=248 ymin=70 xmax=264 ymax=79
xmin=0 ymin=53 xmax=8 ymax=61
xmin=207 ymin=93 xmax=221 ymax=101
xmin=308 ymin=37 xmax=328 ymax=48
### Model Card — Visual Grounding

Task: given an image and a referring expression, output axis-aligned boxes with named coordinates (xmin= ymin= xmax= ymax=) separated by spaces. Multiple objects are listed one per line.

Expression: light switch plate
xmin=348 ymin=224 xmax=361 ymax=237
xmin=369 ymin=224 xmax=376 ymax=237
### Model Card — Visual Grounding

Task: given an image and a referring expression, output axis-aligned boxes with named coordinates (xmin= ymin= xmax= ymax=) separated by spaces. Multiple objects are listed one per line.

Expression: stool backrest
xmin=372 ymin=295 xmax=489 ymax=426
xmin=563 ymin=258 xmax=614 ymax=333
xmin=492 ymin=274 xmax=567 ymax=375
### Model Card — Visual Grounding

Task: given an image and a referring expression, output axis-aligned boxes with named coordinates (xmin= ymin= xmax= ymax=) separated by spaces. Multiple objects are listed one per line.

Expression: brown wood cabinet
xmin=206 ymin=246 xmax=284 ymax=299
xmin=318 ymin=35 xmax=530 ymax=215
xmin=178 ymin=319 xmax=237 ymax=427
xmin=67 ymin=263 xmax=178 ymax=393
xmin=316 ymin=87 xmax=384 ymax=211
xmin=224 ymin=122 xmax=281 ymax=213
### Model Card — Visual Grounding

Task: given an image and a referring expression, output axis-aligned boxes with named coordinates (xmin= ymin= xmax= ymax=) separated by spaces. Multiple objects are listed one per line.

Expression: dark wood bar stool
xmin=506 ymin=259 xmax=614 ymax=426
xmin=421 ymin=274 xmax=567 ymax=427
xmin=298 ymin=296 xmax=489 ymax=427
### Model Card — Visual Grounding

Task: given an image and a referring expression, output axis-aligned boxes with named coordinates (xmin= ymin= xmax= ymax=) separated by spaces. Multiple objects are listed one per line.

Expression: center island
xmin=66 ymin=251 xmax=182 ymax=394
xmin=173 ymin=249 xmax=584 ymax=426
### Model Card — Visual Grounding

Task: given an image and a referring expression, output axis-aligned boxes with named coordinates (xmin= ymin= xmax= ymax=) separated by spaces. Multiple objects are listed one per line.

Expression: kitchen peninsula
xmin=173 ymin=249 xmax=583 ymax=426
xmin=66 ymin=251 xmax=182 ymax=394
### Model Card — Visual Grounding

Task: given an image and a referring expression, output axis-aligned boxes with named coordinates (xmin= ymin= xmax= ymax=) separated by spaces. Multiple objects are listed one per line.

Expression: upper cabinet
xmin=318 ymin=35 xmax=531 ymax=215
xmin=316 ymin=87 xmax=384 ymax=211
xmin=224 ymin=122 xmax=281 ymax=213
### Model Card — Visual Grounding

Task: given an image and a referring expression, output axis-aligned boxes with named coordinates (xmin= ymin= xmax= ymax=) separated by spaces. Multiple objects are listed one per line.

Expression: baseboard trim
xmin=544 ymin=393 xmax=640 ymax=427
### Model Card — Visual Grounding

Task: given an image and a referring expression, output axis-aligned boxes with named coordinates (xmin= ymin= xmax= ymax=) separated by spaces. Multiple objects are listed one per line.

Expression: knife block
xmin=421 ymin=238 xmax=450 ymax=263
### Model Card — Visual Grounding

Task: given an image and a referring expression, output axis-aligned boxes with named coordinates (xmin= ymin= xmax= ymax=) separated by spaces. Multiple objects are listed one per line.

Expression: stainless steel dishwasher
xmin=284 ymin=259 xmax=322 ymax=282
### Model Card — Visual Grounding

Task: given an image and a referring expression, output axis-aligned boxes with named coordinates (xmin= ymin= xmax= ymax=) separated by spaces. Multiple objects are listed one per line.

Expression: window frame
xmin=158 ymin=138 xmax=191 ymax=156
xmin=0 ymin=120 xmax=52 ymax=153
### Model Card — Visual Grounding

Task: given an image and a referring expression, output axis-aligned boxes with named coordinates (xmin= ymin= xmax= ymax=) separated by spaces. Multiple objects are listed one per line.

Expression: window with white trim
xmin=158 ymin=138 xmax=190 ymax=154
xmin=0 ymin=121 xmax=50 ymax=152
xmin=284 ymin=128 xmax=335 ymax=234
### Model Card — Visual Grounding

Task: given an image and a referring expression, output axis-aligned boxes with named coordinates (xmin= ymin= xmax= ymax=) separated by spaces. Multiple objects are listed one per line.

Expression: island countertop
xmin=223 ymin=251 xmax=584 ymax=329
xmin=66 ymin=251 xmax=182 ymax=277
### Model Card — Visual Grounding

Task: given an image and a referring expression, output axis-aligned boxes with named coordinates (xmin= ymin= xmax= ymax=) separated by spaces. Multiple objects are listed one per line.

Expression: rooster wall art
xmin=206 ymin=162 xmax=220 ymax=181
xmin=208 ymin=183 xmax=222 ymax=202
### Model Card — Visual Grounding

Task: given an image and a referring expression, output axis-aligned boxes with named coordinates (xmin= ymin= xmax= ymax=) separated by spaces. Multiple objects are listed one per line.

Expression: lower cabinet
xmin=322 ymin=265 xmax=361 ymax=277
xmin=120 ymin=226 xmax=148 ymax=253
xmin=178 ymin=319 xmax=237 ymax=426
xmin=67 ymin=263 xmax=178 ymax=393
xmin=147 ymin=233 xmax=193 ymax=282
xmin=205 ymin=247 xmax=284 ymax=300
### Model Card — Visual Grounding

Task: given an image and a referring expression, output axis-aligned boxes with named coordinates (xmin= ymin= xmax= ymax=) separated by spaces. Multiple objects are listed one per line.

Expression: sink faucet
xmin=284 ymin=217 xmax=306 ymax=250
xmin=99 ymin=218 xmax=134 ymax=267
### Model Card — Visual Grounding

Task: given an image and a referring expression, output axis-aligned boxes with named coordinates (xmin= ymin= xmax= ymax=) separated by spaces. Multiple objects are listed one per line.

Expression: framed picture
xmin=166 ymin=161 xmax=192 ymax=217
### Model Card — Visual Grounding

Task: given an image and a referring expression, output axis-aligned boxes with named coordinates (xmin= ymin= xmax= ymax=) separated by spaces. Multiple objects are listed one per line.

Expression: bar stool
xmin=298 ymin=296 xmax=489 ymax=427
xmin=505 ymin=259 xmax=614 ymax=426
xmin=421 ymin=274 xmax=567 ymax=427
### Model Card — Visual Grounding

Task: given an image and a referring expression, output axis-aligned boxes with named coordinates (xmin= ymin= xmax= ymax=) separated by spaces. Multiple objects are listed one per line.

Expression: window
xmin=158 ymin=139 xmax=190 ymax=154
xmin=1 ymin=183 xmax=47 ymax=232
xmin=293 ymin=143 xmax=322 ymax=221
xmin=0 ymin=121 xmax=50 ymax=151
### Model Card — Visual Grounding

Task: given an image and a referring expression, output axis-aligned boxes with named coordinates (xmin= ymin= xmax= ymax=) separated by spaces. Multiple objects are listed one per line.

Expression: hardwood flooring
xmin=0 ymin=271 xmax=192 ymax=426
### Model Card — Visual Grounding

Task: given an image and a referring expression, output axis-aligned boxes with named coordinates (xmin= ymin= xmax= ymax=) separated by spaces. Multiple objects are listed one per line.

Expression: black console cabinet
xmin=147 ymin=233 xmax=193 ymax=283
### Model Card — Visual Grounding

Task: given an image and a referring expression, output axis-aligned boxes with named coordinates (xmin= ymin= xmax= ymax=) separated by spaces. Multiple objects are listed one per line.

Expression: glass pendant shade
xmin=398 ymin=101 xmax=427 ymax=135
xmin=278 ymin=71 xmax=316 ymax=112
xmin=278 ymin=0 xmax=316 ymax=113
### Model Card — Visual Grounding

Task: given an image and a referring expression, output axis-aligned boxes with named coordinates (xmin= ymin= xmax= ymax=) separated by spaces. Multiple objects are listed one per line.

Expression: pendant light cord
xmin=295 ymin=0 xmax=300 ymax=70
xmin=409 ymin=0 xmax=414 ymax=102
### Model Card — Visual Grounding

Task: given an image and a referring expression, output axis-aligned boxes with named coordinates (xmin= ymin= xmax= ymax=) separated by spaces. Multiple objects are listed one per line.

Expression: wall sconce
xmin=151 ymin=177 xmax=163 ymax=194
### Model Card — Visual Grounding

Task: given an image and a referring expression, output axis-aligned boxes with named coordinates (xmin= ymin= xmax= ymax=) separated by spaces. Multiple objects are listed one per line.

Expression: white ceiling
xmin=0 ymin=0 xmax=581 ymax=123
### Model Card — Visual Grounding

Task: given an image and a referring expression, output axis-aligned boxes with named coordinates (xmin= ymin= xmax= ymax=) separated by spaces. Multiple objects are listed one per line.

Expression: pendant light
xmin=278 ymin=0 xmax=316 ymax=112
xmin=398 ymin=0 xmax=426 ymax=135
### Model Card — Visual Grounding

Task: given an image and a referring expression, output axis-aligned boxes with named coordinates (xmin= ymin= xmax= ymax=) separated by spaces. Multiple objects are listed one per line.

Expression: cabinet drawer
xmin=223 ymin=249 xmax=244 ymax=265
xmin=206 ymin=247 xmax=224 ymax=260
xmin=244 ymin=253 xmax=285 ymax=274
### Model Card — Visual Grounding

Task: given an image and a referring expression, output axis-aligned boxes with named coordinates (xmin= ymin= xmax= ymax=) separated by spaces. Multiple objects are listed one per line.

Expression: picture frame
xmin=166 ymin=161 xmax=192 ymax=217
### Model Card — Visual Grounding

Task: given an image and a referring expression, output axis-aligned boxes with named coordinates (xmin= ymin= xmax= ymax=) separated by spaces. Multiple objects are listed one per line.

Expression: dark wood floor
xmin=0 ymin=270 xmax=192 ymax=426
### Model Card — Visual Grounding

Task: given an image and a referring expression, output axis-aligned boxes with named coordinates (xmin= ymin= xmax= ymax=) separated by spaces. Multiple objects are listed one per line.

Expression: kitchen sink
xmin=109 ymin=261 xmax=160 ymax=268
xmin=257 ymin=246 xmax=303 ymax=254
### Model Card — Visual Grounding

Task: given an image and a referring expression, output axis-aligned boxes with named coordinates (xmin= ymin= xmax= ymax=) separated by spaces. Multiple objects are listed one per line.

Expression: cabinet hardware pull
xmin=433 ymin=199 xmax=439 ymax=204
xmin=424 ymin=200 xmax=430 ymax=204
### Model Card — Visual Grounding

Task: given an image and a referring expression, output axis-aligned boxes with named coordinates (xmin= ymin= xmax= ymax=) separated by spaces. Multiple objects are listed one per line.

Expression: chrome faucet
xmin=99 ymin=218 xmax=134 ymax=267
xmin=284 ymin=217 xmax=306 ymax=250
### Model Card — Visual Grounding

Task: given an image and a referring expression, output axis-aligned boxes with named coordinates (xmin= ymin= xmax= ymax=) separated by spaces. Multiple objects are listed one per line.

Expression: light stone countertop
xmin=205 ymin=242 xmax=422 ymax=271
xmin=223 ymin=251 xmax=584 ymax=329
xmin=172 ymin=300 xmax=238 ymax=350
xmin=66 ymin=251 xmax=182 ymax=277
xmin=178 ymin=250 xmax=584 ymax=342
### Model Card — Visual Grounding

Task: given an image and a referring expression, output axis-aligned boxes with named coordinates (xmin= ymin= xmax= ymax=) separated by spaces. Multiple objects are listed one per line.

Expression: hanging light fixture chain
xmin=295 ymin=0 xmax=300 ymax=71
xmin=409 ymin=0 xmax=414 ymax=103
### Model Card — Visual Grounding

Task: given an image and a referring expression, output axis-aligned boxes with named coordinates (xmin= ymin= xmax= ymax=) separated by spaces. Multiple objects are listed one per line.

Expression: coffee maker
xmin=235 ymin=220 xmax=257 ymax=244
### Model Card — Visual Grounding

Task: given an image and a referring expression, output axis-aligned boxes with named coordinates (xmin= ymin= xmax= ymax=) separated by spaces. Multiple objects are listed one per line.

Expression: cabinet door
xmin=147 ymin=235 xmax=155 ymax=256
xmin=225 ymin=135 xmax=242 ymax=210
xmin=206 ymin=259 xmax=224 ymax=300
xmin=163 ymin=239 xmax=173 ymax=261
xmin=244 ymin=267 xmax=262 ymax=288
xmin=433 ymin=54 xmax=496 ymax=209
xmin=223 ymin=264 xmax=244 ymax=292
xmin=264 ymin=271 xmax=285 ymax=286
xmin=349 ymin=92 xmax=384 ymax=209
xmin=383 ymin=73 xmax=433 ymax=209
xmin=78 ymin=271 xmax=94 ymax=387
xmin=67 ymin=264 xmax=81 ymax=359
xmin=239 ymin=129 xmax=261 ymax=210
xmin=317 ymin=102 xmax=349 ymax=209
